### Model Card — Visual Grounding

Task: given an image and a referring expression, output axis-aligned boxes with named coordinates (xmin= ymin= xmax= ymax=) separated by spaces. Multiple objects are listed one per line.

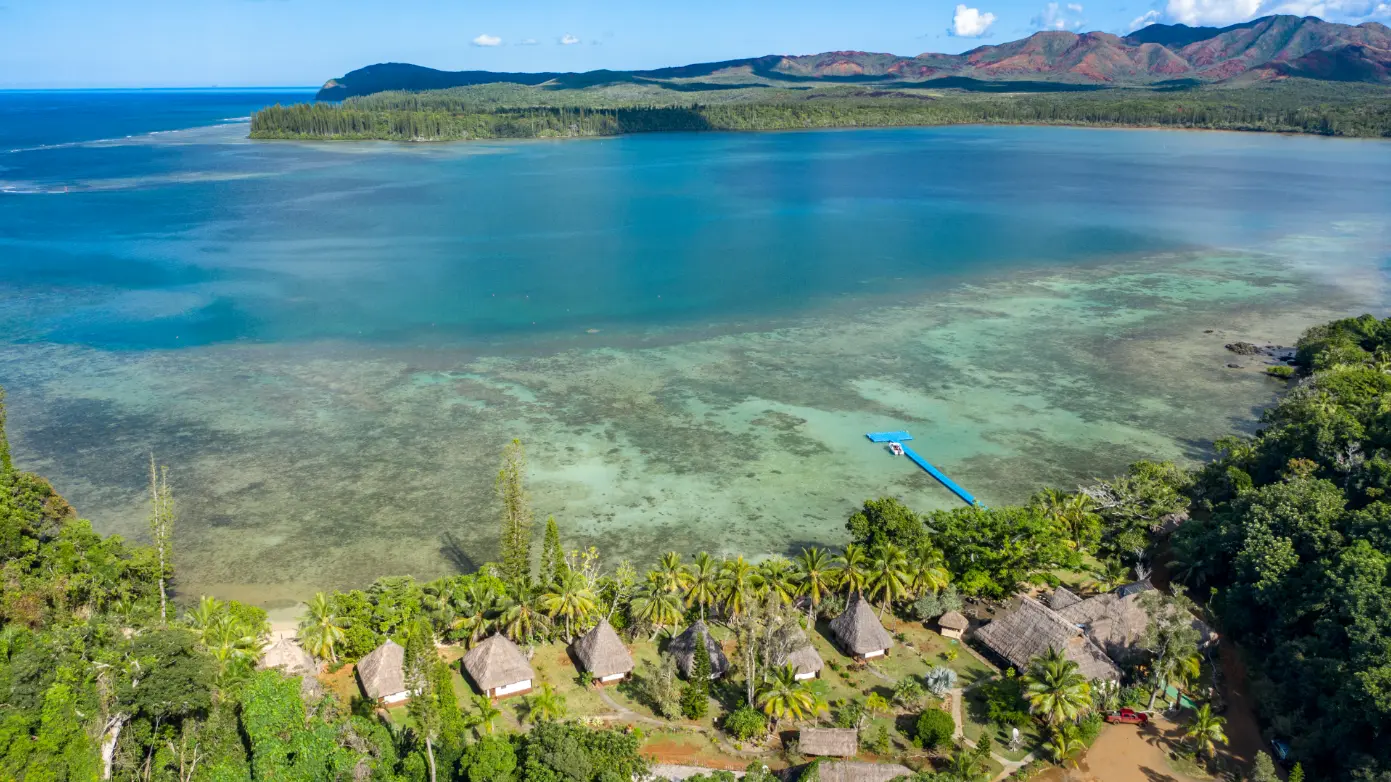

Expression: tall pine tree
xmin=540 ymin=516 xmax=562 ymax=586
xmin=496 ymin=439 xmax=533 ymax=582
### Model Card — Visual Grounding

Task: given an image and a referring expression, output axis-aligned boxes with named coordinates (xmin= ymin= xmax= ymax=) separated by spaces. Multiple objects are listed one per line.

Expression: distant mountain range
xmin=317 ymin=15 xmax=1391 ymax=101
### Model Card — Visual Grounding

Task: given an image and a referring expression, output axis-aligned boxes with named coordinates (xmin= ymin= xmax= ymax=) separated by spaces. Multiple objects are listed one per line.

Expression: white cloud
xmin=1032 ymin=1 xmax=1088 ymax=29
xmin=1129 ymin=8 xmax=1164 ymax=28
xmin=472 ymin=34 xmax=502 ymax=47
xmin=559 ymin=34 xmax=580 ymax=45
xmin=517 ymin=38 xmax=539 ymax=46
xmin=1159 ymin=0 xmax=1387 ymax=24
xmin=950 ymin=4 xmax=997 ymax=36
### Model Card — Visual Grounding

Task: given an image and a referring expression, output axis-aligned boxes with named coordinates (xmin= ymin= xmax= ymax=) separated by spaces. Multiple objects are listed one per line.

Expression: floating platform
xmin=865 ymin=431 xmax=980 ymax=507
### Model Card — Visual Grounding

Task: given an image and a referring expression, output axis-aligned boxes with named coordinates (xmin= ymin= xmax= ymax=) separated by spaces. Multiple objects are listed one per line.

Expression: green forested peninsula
xmin=5 ymin=313 xmax=1391 ymax=780
xmin=249 ymin=81 xmax=1391 ymax=141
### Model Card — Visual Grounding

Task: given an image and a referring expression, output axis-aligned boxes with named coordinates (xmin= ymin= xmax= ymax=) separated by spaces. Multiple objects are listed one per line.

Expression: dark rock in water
xmin=1225 ymin=342 xmax=1262 ymax=355
xmin=1204 ymin=329 xmax=1215 ymax=333
xmin=1227 ymin=362 xmax=1242 ymax=368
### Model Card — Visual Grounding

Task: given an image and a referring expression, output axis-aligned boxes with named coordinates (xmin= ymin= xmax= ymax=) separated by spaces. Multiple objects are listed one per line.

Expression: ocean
xmin=2 ymin=89 xmax=1388 ymax=609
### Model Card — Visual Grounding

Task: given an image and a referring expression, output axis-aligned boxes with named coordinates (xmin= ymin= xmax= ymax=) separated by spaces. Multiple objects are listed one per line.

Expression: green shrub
xmin=916 ymin=709 xmax=955 ymax=750
xmin=1266 ymin=365 xmax=1295 ymax=378
xmin=723 ymin=706 xmax=767 ymax=741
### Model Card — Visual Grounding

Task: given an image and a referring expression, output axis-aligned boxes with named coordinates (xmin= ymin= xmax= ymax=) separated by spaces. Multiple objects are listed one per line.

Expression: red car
xmin=1105 ymin=708 xmax=1149 ymax=725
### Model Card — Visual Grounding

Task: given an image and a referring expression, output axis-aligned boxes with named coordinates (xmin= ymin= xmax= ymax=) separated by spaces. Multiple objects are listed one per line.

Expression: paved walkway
xmin=948 ymin=687 xmax=1037 ymax=782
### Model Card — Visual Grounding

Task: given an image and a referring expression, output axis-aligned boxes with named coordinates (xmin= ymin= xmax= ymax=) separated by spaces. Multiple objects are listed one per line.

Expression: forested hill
xmin=317 ymin=15 xmax=1391 ymax=100
xmin=252 ymin=81 xmax=1391 ymax=141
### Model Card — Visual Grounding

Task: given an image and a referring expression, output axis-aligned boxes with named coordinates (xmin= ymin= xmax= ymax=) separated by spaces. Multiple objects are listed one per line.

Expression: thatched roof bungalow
xmin=572 ymin=619 xmax=633 ymax=684
xmin=937 ymin=610 xmax=969 ymax=640
xmin=357 ymin=640 xmax=412 ymax=705
xmin=462 ymin=634 xmax=535 ymax=699
xmin=829 ymin=593 xmax=893 ymax=660
xmin=1056 ymin=580 xmax=1218 ymax=662
xmin=799 ymin=727 xmax=857 ymax=757
xmin=814 ymin=761 xmax=915 ymax=782
xmin=974 ymin=595 xmax=1121 ymax=681
xmin=670 ymin=620 xmax=730 ymax=680
xmin=770 ymin=623 xmax=824 ymax=681
xmin=259 ymin=638 xmax=323 ymax=699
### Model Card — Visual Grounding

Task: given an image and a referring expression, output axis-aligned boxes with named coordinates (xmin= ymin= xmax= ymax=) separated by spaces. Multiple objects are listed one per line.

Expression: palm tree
xmin=526 ymin=684 xmax=568 ymax=723
xmin=1021 ymin=647 xmax=1093 ymax=725
xmin=1046 ymin=723 xmax=1086 ymax=768
xmin=653 ymin=552 xmax=691 ymax=594
xmin=836 ymin=543 xmax=869 ymax=596
xmin=1091 ymin=559 xmax=1131 ymax=592
xmin=760 ymin=557 xmax=798 ymax=606
xmin=469 ymin=694 xmax=502 ymax=735
xmin=718 ymin=556 xmax=764 ymax=620
xmin=1184 ymin=704 xmax=1228 ymax=758
xmin=794 ymin=547 xmax=835 ymax=622
xmin=867 ymin=543 xmax=910 ymax=619
xmin=907 ymin=543 xmax=950 ymax=599
xmin=685 ymin=552 xmax=720 ymax=621
xmin=630 ymin=579 xmax=684 ymax=639
xmin=185 ymin=596 xmax=224 ymax=637
xmin=206 ymin=614 xmax=261 ymax=685
xmin=450 ymin=580 xmax=498 ymax=647
xmin=755 ymin=664 xmax=824 ymax=726
xmin=498 ymin=581 xmax=546 ymax=645
xmin=538 ymin=570 xmax=597 ymax=642
xmin=298 ymin=591 xmax=348 ymax=663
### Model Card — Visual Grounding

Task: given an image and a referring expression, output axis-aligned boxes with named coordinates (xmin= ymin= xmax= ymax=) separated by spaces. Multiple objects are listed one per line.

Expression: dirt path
xmin=1035 ymin=718 xmax=1200 ymax=782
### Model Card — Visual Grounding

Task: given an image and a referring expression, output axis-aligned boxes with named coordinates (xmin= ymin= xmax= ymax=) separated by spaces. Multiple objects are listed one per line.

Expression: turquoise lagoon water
xmin=2 ymin=90 xmax=1389 ymax=607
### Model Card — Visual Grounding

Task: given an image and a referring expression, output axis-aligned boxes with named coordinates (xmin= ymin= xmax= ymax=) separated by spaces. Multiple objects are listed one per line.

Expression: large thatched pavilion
xmin=799 ymin=727 xmax=857 ymax=757
xmin=572 ymin=619 xmax=634 ymax=685
xmin=974 ymin=595 xmax=1121 ymax=681
xmin=669 ymin=620 xmax=730 ymax=680
xmin=462 ymin=634 xmax=535 ymax=699
xmin=829 ymin=593 xmax=893 ymax=660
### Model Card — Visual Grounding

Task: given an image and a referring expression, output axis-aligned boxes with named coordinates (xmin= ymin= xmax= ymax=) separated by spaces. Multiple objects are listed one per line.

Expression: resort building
xmin=975 ymin=580 xmax=1218 ymax=682
xmin=357 ymin=640 xmax=413 ymax=705
xmin=975 ymin=595 xmax=1121 ymax=681
xmin=770 ymin=623 xmax=824 ymax=681
xmin=462 ymin=634 xmax=535 ymax=699
xmin=829 ymin=593 xmax=893 ymax=660
xmin=798 ymin=727 xmax=858 ymax=758
xmin=258 ymin=637 xmax=324 ymax=699
xmin=813 ymin=761 xmax=915 ymax=782
xmin=936 ymin=610 xmax=969 ymax=640
xmin=670 ymin=620 xmax=730 ymax=680
xmin=572 ymin=619 xmax=634 ymax=685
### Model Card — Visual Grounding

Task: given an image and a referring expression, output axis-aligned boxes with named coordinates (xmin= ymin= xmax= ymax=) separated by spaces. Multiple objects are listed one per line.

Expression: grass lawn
xmin=960 ymin=681 xmax=1045 ymax=762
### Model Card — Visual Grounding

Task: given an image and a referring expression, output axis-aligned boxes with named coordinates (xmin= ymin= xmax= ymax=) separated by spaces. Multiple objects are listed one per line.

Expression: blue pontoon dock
xmin=866 ymin=431 xmax=980 ymax=507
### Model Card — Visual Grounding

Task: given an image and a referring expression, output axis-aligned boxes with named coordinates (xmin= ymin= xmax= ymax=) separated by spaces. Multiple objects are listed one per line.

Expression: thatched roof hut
xmin=357 ymin=640 xmax=410 ymax=703
xmin=814 ymin=761 xmax=915 ymax=782
xmin=974 ymin=595 xmax=1121 ymax=681
xmin=572 ymin=619 xmax=633 ymax=683
xmin=937 ymin=610 xmax=969 ymax=640
xmin=462 ymin=634 xmax=535 ymax=698
xmin=1057 ymin=580 xmax=1218 ymax=660
xmin=669 ymin=620 xmax=729 ymax=680
xmin=829 ymin=593 xmax=893 ymax=658
xmin=799 ymin=727 xmax=857 ymax=757
xmin=770 ymin=623 xmax=824 ymax=680
xmin=258 ymin=638 xmax=316 ymax=677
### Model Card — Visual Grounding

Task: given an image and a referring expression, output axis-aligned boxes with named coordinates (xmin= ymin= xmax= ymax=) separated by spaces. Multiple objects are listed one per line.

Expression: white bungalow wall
xmin=599 ymin=673 xmax=626 ymax=683
xmin=493 ymin=679 xmax=532 ymax=697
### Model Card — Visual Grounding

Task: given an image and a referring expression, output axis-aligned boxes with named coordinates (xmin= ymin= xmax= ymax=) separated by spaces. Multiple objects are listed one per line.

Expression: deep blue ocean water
xmin=4 ymin=90 xmax=1389 ymax=352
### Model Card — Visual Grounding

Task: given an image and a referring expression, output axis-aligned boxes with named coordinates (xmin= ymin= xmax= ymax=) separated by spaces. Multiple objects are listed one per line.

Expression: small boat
xmin=888 ymin=441 xmax=905 ymax=456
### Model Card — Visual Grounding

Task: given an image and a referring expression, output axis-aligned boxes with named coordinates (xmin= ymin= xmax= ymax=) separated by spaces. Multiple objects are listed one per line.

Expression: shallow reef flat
xmin=2 ymin=247 xmax=1373 ymax=607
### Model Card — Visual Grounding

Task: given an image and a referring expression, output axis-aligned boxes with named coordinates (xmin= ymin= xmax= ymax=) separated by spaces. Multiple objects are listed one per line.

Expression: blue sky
xmin=1 ymin=0 xmax=1386 ymax=88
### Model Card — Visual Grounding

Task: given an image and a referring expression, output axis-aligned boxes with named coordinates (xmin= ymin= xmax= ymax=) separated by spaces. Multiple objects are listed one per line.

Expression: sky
xmin=0 ymin=0 xmax=1387 ymax=88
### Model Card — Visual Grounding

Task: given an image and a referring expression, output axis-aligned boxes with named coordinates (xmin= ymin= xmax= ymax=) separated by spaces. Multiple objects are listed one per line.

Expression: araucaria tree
xmin=496 ymin=439 xmax=533 ymax=582
xmin=148 ymin=453 xmax=176 ymax=622
xmin=404 ymin=620 xmax=442 ymax=782
xmin=681 ymin=637 xmax=712 ymax=719
xmin=540 ymin=515 xmax=563 ymax=586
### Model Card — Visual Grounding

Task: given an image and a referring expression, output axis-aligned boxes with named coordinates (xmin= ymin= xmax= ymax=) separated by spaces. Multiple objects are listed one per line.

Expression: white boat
xmin=888 ymin=441 xmax=904 ymax=456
